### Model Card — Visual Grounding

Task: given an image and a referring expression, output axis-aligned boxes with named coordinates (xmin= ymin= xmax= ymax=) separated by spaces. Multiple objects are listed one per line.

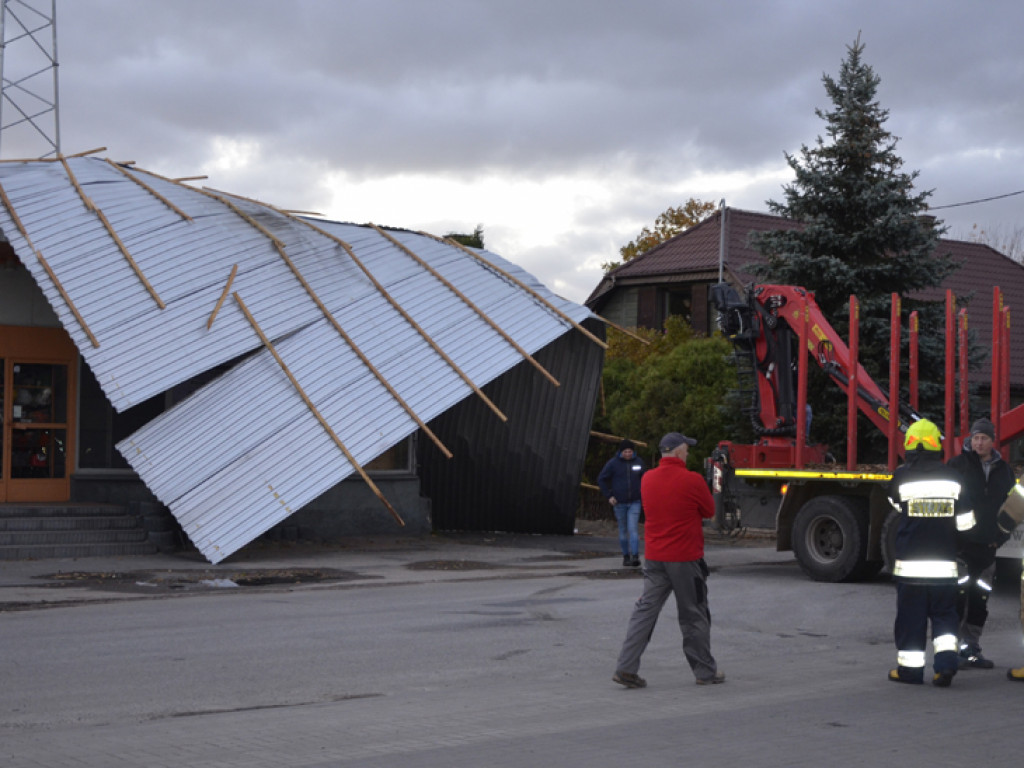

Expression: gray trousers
xmin=615 ymin=559 xmax=718 ymax=681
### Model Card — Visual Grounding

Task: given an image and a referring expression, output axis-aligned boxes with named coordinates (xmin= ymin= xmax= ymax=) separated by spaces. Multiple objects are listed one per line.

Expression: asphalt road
xmin=2 ymin=535 xmax=1022 ymax=767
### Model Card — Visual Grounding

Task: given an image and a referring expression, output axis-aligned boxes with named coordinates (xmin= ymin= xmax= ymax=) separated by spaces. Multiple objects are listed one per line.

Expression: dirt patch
xmin=405 ymin=560 xmax=505 ymax=572
xmin=38 ymin=567 xmax=369 ymax=594
xmin=581 ymin=568 xmax=645 ymax=580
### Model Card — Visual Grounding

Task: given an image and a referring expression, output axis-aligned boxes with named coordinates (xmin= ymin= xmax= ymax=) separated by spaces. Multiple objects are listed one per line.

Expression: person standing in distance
xmin=597 ymin=439 xmax=647 ymax=567
xmin=612 ymin=432 xmax=724 ymax=688
xmin=948 ymin=417 xmax=1015 ymax=669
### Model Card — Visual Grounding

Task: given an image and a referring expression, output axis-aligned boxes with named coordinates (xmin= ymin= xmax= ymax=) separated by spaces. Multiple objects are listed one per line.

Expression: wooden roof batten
xmin=207 ymin=263 xmax=238 ymax=330
xmin=0 ymin=181 xmax=101 ymax=348
xmin=58 ymin=154 xmax=166 ymax=309
xmin=105 ymin=160 xmax=193 ymax=221
xmin=432 ymin=232 xmax=611 ymax=351
xmin=200 ymin=188 xmax=454 ymax=458
xmin=249 ymin=201 xmax=510 ymax=423
xmin=372 ymin=224 xmax=562 ymax=388
xmin=233 ymin=291 xmax=405 ymax=527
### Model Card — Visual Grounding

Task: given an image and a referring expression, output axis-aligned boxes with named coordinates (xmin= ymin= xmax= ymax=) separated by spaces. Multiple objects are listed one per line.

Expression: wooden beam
xmin=0 ymin=181 xmax=100 ymax=347
xmin=374 ymin=225 xmax=561 ymax=388
xmin=36 ymin=251 xmax=101 ymax=348
xmin=198 ymin=189 xmax=455 ymax=456
xmin=430 ymin=232 xmax=608 ymax=350
xmin=259 ymin=208 xmax=510 ymax=422
xmin=597 ymin=316 xmax=650 ymax=345
xmin=67 ymin=147 xmax=107 ymax=158
xmin=269 ymin=241 xmax=454 ymax=458
xmin=589 ymin=430 xmax=648 ymax=448
xmin=207 ymin=264 xmax=237 ymax=329
xmin=105 ymin=159 xmax=193 ymax=221
xmin=233 ymin=291 xmax=405 ymax=527
xmin=59 ymin=155 xmax=165 ymax=309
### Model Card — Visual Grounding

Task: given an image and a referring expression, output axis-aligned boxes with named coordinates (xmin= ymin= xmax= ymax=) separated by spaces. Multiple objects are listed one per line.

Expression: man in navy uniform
xmin=887 ymin=419 xmax=975 ymax=687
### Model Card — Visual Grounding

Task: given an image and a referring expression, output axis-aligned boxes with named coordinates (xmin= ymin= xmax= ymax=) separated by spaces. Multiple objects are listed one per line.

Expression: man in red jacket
xmin=612 ymin=432 xmax=725 ymax=688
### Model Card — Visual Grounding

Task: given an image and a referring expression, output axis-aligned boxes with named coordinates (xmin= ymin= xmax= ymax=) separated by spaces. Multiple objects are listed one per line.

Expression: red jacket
xmin=641 ymin=456 xmax=715 ymax=562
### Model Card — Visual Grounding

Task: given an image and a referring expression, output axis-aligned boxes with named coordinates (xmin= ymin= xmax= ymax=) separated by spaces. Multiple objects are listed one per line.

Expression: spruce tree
xmin=750 ymin=36 xmax=962 ymax=461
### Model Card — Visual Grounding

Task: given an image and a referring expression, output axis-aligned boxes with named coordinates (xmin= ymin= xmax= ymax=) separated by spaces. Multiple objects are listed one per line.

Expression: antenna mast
xmin=0 ymin=0 xmax=60 ymax=159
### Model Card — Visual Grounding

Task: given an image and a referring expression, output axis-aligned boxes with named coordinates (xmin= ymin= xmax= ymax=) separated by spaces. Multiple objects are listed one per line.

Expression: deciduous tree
xmin=603 ymin=199 xmax=715 ymax=272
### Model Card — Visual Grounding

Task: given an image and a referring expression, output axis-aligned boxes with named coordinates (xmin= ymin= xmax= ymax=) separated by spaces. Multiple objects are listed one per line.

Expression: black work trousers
xmin=894 ymin=580 xmax=960 ymax=681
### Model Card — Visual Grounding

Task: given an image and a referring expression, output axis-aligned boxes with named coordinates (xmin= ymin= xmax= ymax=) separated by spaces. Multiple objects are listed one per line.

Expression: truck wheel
xmin=880 ymin=509 xmax=900 ymax=575
xmin=792 ymin=496 xmax=869 ymax=582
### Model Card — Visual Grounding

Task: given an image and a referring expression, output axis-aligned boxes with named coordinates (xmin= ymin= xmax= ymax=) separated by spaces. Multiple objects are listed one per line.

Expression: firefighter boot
xmin=933 ymin=671 xmax=954 ymax=687
xmin=888 ymin=668 xmax=923 ymax=685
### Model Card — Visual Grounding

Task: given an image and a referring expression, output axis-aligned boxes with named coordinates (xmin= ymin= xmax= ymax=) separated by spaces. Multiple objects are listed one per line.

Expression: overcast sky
xmin=4 ymin=0 xmax=1022 ymax=303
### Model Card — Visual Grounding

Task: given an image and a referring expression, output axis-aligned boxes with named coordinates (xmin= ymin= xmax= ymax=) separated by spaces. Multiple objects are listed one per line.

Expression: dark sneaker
xmin=612 ymin=671 xmax=647 ymax=689
xmin=933 ymin=671 xmax=954 ymax=688
xmin=622 ymin=556 xmax=631 ymax=567
xmin=1007 ymin=667 xmax=1024 ymax=682
xmin=696 ymin=671 xmax=726 ymax=685
xmin=630 ymin=556 xmax=641 ymax=567
xmin=888 ymin=669 xmax=923 ymax=685
xmin=959 ymin=651 xmax=995 ymax=669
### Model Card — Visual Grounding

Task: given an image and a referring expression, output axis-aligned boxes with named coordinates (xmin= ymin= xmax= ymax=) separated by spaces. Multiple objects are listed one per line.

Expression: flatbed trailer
xmin=707 ymin=283 xmax=1024 ymax=582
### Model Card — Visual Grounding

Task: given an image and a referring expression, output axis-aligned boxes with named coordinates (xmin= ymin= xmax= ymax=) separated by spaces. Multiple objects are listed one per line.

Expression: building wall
xmin=596 ymin=287 xmax=638 ymax=328
xmin=418 ymin=318 xmax=605 ymax=534
xmin=269 ymin=475 xmax=432 ymax=540
xmin=0 ymin=260 xmax=60 ymax=327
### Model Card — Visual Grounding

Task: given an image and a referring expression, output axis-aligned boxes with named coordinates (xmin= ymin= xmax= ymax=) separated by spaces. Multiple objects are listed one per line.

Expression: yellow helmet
xmin=905 ymin=419 xmax=942 ymax=452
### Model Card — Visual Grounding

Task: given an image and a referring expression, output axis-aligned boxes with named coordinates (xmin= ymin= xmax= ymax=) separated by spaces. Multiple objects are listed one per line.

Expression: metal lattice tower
xmin=0 ymin=0 xmax=59 ymax=159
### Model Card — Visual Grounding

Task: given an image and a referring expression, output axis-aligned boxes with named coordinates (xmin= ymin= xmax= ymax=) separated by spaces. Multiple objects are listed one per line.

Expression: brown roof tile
xmin=587 ymin=207 xmax=1024 ymax=388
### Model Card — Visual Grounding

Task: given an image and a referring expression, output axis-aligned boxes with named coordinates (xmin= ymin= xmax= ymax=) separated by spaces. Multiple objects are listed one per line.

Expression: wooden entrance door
xmin=0 ymin=326 xmax=77 ymax=502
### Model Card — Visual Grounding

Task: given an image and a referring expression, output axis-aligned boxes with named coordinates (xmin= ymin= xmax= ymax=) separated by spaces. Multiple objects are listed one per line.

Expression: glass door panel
xmin=9 ymin=363 xmax=68 ymax=480
xmin=4 ymin=360 xmax=72 ymax=500
xmin=0 ymin=326 xmax=77 ymax=502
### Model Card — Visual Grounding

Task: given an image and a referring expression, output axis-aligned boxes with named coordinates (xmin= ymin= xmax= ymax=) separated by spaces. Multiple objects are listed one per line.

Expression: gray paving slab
xmin=2 ymin=529 xmax=1021 ymax=767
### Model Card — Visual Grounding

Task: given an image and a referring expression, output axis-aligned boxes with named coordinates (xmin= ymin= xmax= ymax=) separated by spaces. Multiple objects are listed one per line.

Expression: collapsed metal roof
xmin=0 ymin=155 xmax=600 ymax=563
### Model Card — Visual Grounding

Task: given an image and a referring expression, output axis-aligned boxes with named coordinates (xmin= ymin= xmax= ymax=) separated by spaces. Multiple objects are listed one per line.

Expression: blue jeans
xmin=613 ymin=501 xmax=641 ymax=558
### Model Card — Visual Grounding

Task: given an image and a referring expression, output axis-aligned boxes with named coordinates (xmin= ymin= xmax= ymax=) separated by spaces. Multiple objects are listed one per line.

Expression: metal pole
xmin=888 ymin=293 xmax=901 ymax=472
xmin=909 ymin=311 xmax=919 ymax=412
xmin=943 ymin=289 xmax=954 ymax=459
xmin=717 ymin=199 xmax=726 ymax=284
xmin=1001 ymin=307 xmax=1011 ymax=429
xmin=847 ymin=295 xmax=859 ymax=470
xmin=958 ymin=308 xmax=969 ymax=452
xmin=49 ymin=0 xmax=58 ymax=154
xmin=992 ymin=286 xmax=1002 ymax=441
xmin=0 ymin=2 xmax=7 ymax=158
xmin=795 ymin=301 xmax=808 ymax=469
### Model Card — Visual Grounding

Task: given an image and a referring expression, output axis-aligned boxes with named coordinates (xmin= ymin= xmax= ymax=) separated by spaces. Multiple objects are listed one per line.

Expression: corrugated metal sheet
xmin=420 ymin=318 xmax=605 ymax=534
xmin=0 ymin=157 xmax=599 ymax=563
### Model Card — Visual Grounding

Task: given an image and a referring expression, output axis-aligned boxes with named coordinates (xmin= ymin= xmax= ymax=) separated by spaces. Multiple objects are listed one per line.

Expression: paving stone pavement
xmin=2 ymin=528 xmax=1022 ymax=767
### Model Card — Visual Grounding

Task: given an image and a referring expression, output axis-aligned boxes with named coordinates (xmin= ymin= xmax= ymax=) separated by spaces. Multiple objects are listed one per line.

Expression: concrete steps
xmin=0 ymin=504 xmax=159 ymax=559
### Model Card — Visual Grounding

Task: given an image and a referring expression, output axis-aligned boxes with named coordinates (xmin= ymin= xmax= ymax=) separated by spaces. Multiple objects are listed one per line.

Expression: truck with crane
xmin=706 ymin=282 xmax=1023 ymax=582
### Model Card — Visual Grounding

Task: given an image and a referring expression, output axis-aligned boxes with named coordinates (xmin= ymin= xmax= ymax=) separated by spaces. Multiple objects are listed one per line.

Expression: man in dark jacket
xmin=948 ymin=417 xmax=1016 ymax=669
xmin=887 ymin=419 xmax=975 ymax=687
xmin=598 ymin=439 xmax=647 ymax=567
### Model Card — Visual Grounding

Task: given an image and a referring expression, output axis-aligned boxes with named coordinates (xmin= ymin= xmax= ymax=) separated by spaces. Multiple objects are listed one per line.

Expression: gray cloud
xmin=7 ymin=0 xmax=1019 ymax=302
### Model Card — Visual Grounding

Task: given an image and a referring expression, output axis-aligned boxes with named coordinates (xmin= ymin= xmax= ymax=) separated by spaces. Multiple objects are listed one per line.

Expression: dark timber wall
xmin=419 ymin=318 xmax=605 ymax=534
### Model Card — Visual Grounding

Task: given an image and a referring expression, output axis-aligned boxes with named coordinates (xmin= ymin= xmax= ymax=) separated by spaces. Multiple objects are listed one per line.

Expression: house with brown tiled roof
xmin=586 ymin=206 xmax=1024 ymax=393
